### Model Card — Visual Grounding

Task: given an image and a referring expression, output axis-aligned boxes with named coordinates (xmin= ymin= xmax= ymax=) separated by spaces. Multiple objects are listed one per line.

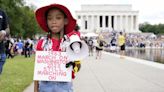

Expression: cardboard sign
xmin=33 ymin=51 xmax=72 ymax=82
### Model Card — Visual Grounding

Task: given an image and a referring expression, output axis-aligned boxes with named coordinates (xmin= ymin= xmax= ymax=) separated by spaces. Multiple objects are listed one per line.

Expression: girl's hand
xmin=66 ymin=61 xmax=81 ymax=73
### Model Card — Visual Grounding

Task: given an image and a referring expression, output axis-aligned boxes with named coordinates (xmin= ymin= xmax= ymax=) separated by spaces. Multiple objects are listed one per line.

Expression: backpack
xmin=99 ymin=41 xmax=103 ymax=47
xmin=25 ymin=41 xmax=30 ymax=48
xmin=111 ymin=38 xmax=116 ymax=46
xmin=88 ymin=40 xmax=93 ymax=46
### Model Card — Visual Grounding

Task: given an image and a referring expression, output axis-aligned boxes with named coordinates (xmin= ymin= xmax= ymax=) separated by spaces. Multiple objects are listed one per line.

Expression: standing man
xmin=0 ymin=9 xmax=10 ymax=74
xmin=118 ymin=32 xmax=125 ymax=58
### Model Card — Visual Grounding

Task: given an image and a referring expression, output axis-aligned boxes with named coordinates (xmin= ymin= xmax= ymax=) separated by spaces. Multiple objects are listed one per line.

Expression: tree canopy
xmin=0 ymin=0 xmax=43 ymax=39
xmin=139 ymin=22 xmax=164 ymax=34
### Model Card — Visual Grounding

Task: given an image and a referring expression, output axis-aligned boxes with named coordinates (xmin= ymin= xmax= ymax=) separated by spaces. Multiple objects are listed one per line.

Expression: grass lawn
xmin=0 ymin=55 xmax=35 ymax=92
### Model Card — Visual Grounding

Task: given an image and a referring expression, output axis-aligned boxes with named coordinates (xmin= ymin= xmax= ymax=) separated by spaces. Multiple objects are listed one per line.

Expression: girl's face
xmin=47 ymin=9 xmax=68 ymax=34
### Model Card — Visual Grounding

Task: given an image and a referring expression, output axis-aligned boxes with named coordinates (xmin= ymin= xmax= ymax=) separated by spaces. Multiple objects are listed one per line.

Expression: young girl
xmin=35 ymin=4 xmax=79 ymax=92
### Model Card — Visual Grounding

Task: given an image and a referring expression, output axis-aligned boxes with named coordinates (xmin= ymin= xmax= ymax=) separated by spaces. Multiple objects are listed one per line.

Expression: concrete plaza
xmin=24 ymin=52 xmax=164 ymax=92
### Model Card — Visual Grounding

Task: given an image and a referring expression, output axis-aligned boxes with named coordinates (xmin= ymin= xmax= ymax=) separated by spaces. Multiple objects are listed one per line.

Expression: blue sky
xmin=25 ymin=0 xmax=164 ymax=24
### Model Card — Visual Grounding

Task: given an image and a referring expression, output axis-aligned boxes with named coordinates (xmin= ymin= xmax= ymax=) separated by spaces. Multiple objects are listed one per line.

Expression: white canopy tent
xmin=83 ymin=32 xmax=98 ymax=37
xmin=150 ymin=34 xmax=157 ymax=38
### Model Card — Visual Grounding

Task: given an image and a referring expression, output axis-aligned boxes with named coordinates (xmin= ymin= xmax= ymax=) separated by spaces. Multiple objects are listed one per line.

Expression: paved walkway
xmin=23 ymin=52 xmax=164 ymax=92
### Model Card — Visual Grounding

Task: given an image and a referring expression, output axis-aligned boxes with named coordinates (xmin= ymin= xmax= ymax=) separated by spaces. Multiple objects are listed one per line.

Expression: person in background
xmin=0 ymin=9 xmax=10 ymax=74
xmin=118 ymin=32 xmax=126 ymax=58
xmin=110 ymin=37 xmax=117 ymax=53
xmin=95 ymin=38 xmax=103 ymax=59
xmin=17 ymin=39 xmax=23 ymax=55
xmin=24 ymin=38 xmax=30 ymax=58
xmin=88 ymin=37 xmax=94 ymax=56
xmin=5 ymin=37 xmax=13 ymax=58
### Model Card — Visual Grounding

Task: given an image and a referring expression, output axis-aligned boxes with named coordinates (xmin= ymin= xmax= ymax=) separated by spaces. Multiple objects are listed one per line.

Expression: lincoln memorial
xmin=75 ymin=4 xmax=140 ymax=33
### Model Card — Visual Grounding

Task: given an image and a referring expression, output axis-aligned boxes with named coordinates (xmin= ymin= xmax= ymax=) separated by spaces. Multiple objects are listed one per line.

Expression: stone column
xmin=135 ymin=15 xmax=139 ymax=31
xmin=97 ymin=15 xmax=100 ymax=30
xmin=128 ymin=15 xmax=131 ymax=32
xmin=108 ymin=15 xmax=111 ymax=30
xmin=86 ymin=15 xmax=89 ymax=32
xmin=131 ymin=15 xmax=134 ymax=32
xmin=81 ymin=15 xmax=84 ymax=31
xmin=88 ymin=15 xmax=91 ymax=31
xmin=125 ymin=15 xmax=128 ymax=32
xmin=91 ymin=15 xmax=94 ymax=32
xmin=114 ymin=15 xmax=117 ymax=31
xmin=120 ymin=15 xmax=123 ymax=31
xmin=103 ymin=15 xmax=106 ymax=30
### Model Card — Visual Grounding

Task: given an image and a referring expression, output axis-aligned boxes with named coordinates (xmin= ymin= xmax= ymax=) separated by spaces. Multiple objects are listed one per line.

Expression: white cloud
xmin=130 ymin=0 xmax=164 ymax=24
xmin=26 ymin=0 xmax=164 ymax=24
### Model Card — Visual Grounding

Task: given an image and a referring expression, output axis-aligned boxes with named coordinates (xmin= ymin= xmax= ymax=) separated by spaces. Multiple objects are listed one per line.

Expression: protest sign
xmin=33 ymin=51 xmax=72 ymax=82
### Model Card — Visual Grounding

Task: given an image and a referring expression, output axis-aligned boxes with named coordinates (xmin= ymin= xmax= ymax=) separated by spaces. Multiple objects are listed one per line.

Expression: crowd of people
xmin=82 ymin=30 xmax=164 ymax=59
xmin=126 ymin=33 xmax=164 ymax=48
xmin=4 ymin=38 xmax=35 ymax=58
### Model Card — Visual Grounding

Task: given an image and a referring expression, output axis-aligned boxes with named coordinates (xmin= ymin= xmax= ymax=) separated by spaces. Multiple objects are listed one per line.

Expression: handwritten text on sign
xmin=33 ymin=51 xmax=72 ymax=82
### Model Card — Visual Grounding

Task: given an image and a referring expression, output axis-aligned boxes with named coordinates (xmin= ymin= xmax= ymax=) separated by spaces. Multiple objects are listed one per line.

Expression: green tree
xmin=0 ymin=0 xmax=42 ymax=39
xmin=139 ymin=22 xmax=164 ymax=34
